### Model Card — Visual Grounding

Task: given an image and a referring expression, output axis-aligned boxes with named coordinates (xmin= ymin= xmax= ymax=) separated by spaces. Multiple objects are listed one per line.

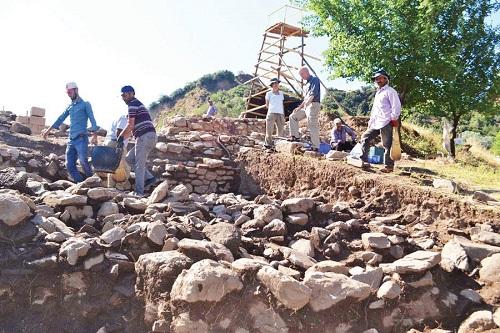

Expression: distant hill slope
xmin=151 ymin=70 xmax=252 ymax=127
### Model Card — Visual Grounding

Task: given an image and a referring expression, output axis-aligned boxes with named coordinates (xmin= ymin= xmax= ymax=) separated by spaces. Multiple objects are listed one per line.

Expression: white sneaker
xmin=127 ymin=191 xmax=144 ymax=198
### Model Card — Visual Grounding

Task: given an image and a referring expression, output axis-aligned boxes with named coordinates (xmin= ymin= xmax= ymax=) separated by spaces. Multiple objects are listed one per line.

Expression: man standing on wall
xmin=288 ymin=66 xmax=321 ymax=151
xmin=42 ymin=82 xmax=98 ymax=182
xmin=360 ymin=70 xmax=401 ymax=173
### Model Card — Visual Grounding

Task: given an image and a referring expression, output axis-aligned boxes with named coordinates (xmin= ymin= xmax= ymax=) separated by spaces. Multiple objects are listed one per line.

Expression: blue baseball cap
xmin=121 ymin=85 xmax=135 ymax=94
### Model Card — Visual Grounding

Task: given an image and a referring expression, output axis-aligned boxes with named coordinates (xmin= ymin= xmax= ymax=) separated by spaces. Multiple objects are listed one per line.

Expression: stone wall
xmin=150 ymin=119 xmax=264 ymax=194
xmin=159 ymin=116 xmax=266 ymax=137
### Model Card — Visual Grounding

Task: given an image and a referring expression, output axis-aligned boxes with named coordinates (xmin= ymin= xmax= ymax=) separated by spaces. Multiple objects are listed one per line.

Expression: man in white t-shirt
xmin=105 ymin=114 xmax=129 ymax=147
xmin=104 ymin=114 xmax=130 ymax=186
xmin=264 ymin=78 xmax=285 ymax=149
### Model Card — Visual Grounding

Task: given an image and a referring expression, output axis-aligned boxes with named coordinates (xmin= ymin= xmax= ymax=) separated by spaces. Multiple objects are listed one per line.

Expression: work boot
xmin=380 ymin=166 xmax=394 ymax=173
xmin=361 ymin=162 xmax=372 ymax=170
xmin=264 ymin=144 xmax=276 ymax=153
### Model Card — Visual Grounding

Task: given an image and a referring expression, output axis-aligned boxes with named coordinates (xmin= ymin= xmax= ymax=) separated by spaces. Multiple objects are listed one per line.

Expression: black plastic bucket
xmin=91 ymin=146 xmax=123 ymax=173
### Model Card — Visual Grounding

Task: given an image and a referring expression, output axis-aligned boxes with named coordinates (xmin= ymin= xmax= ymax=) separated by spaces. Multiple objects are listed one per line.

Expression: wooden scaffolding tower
xmin=241 ymin=19 xmax=324 ymax=118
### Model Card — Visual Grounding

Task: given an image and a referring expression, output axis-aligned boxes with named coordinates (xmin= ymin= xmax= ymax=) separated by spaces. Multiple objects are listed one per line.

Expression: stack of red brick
xmin=16 ymin=107 xmax=46 ymax=135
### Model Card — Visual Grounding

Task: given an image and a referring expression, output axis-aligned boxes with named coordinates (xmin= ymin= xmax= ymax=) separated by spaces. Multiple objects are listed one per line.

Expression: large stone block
xmin=30 ymin=106 xmax=46 ymax=117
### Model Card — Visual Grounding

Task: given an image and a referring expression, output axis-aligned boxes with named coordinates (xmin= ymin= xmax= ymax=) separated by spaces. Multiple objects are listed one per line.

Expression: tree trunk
xmin=398 ymin=87 xmax=407 ymax=106
xmin=450 ymin=113 xmax=460 ymax=158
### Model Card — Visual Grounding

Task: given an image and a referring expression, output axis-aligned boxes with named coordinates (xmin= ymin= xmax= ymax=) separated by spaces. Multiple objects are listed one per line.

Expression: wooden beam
xmin=282 ymin=47 xmax=321 ymax=61
xmin=246 ymin=104 xmax=267 ymax=113
xmin=263 ymin=33 xmax=280 ymax=40
xmin=255 ymin=59 xmax=280 ymax=67
xmin=255 ymin=52 xmax=280 ymax=67
xmin=259 ymin=50 xmax=276 ymax=56
xmin=270 ymin=67 xmax=294 ymax=80
xmin=261 ymin=37 xmax=286 ymax=53
xmin=276 ymin=55 xmax=301 ymax=83
xmin=279 ymin=72 xmax=302 ymax=97
xmin=245 ymin=89 xmax=270 ymax=100
xmin=241 ymin=69 xmax=275 ymax=86
xmin=242 ymin=110 xmax=267 ymax=118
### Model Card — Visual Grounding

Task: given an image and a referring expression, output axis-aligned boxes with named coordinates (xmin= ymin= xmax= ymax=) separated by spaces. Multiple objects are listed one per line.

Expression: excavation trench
xmin=0 ymin=118 xmax=499 ymax=333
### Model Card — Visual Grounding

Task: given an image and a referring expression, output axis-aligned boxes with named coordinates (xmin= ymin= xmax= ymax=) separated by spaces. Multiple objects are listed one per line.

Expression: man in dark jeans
xmin=42 ymin=82 xmax=98 ymax=182
xmin=330 ymin=118 xmax=357 ymax=151
xmin=360 ymin=70 xmax=401 ymax=172
xmin=117 ymin=85 xmax=157 ymax=197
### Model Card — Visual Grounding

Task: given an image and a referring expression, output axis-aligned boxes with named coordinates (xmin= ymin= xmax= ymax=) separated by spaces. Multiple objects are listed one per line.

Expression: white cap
xmin=66 ymin=82 xmax=78 ymax=90
xmin=334 ymin=118 xmax=342 ymax=125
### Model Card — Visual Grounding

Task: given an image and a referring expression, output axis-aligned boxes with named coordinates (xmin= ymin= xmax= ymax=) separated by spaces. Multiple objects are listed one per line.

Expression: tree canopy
xmin=301 ymin=0 xmax=500 ymax=155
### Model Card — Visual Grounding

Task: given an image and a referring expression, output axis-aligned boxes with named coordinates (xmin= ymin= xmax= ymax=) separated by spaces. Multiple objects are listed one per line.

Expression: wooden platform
xmin=265 ymin=22 xmax=308 ymax=37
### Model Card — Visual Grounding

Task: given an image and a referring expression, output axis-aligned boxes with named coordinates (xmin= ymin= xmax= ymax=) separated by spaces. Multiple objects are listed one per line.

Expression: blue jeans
xmin=126 ymin=131 xmax=157 ymax=195
xmin=66 ymin=135 xmax=93 ymax=182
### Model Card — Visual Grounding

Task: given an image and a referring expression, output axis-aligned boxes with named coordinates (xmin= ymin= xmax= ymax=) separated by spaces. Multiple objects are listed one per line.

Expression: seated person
xmin=330 ymin=118 xmax=357 ymax=151
xmin=205 ymin=99 xmax=217 ymax=118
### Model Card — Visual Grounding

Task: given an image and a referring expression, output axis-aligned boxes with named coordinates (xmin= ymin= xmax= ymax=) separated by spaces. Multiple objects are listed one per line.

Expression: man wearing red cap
xmin=360 ymin=70 xmax=401 ymax=172
xmin=42 ymin=82 xmax=98 ymax=182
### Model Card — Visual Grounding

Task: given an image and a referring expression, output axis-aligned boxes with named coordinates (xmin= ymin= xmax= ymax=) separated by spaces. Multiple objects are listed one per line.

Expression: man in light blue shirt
xmin=42 ymin=82 xmax=98 ymax=182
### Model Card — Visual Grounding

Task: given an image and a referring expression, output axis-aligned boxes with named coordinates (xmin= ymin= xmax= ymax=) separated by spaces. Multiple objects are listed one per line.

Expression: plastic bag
xmin=350 ymin=143 xmax=363 ymax=158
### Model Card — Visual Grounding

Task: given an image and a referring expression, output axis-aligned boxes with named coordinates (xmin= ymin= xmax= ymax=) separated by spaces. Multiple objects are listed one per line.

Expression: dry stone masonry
xmin=0 ymin=115 xmax=498 ymax=333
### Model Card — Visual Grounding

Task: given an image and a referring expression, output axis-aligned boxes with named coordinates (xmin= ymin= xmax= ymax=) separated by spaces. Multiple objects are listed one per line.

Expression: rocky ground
xmin=0 ymin=112 xmax=499 ymax=333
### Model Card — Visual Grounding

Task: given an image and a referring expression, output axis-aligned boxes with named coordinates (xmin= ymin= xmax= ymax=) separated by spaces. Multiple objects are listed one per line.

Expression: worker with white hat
xmin=330 ymin=118 xmax=357 ymax=151
xmin=42 ymin=82 xmax=99 ymax=182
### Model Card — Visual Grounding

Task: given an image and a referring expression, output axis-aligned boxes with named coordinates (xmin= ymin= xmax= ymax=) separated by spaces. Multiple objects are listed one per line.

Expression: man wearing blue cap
xmin=42 ymin=82 xmax=98 ymax=182
xmin=117 ymin=85 xmax=157 ymax=196
xmin=360 ymin=70 xmax=401 ymax=172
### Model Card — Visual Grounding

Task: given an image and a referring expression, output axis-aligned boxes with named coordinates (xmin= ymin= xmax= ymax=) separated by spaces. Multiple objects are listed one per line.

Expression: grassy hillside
xmin=151 ymin=70 xmax=251 ymax=127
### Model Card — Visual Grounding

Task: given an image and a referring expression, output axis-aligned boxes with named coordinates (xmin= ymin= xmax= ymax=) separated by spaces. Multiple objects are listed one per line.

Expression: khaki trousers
xmin=265 ymin=113 xmax=285 ymax=146
xmin=289 ymin=102 xmax=321 ymax=149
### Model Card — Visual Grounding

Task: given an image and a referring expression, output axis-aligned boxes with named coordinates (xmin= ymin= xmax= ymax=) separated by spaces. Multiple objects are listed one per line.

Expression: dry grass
xmin=400 ymin=123 xmax=499 ymax=198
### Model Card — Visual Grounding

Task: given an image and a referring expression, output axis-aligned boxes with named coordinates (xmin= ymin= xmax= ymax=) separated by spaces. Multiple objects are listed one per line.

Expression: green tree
xmin=302 ymin=0 xmax=500 ymax=156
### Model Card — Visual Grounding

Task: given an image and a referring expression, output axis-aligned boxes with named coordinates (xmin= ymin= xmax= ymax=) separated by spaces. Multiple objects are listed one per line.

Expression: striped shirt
xmin=127 ymin=98 xmax=156 ymax=138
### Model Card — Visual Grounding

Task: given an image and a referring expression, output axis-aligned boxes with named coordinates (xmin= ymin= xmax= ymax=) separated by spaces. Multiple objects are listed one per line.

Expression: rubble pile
xmin=0 ymin=116 xmax=498 ymax=333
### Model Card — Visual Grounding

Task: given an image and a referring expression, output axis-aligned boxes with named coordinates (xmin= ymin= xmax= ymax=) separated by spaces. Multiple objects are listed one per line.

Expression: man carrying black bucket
xmin=42 ymin=82 xmax=98 ymax=182
xmin=117 ymin=85 xmax=157 ymax=197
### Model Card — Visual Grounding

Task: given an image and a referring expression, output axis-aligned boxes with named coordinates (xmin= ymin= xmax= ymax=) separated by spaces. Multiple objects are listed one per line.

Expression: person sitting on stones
xmin=264 ymin=78 xmax=285 ymax=150
xmin=42 ymin=82 xmax=98 ymax=183
xmin=205 ymin=99 xmax=218 ymax=118
xmin=330 ymin=118 xmax=357 ymax=151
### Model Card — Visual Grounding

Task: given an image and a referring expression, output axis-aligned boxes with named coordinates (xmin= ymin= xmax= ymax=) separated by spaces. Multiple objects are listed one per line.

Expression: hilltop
xmin=150 ymin=70 xmax=252 ymax=127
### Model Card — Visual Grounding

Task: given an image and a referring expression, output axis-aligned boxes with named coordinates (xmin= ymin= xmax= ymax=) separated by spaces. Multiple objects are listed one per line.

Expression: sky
xmin=0 ymin=1 xmax=498 ymax=129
